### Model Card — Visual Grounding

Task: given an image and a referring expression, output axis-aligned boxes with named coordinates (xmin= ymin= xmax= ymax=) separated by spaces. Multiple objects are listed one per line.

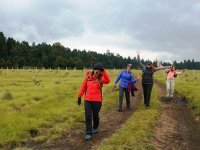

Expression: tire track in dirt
xmin=26 ymin=82 xmax=143 ymax=150
xmin=152 ymin=81 xmax=200 ymax=150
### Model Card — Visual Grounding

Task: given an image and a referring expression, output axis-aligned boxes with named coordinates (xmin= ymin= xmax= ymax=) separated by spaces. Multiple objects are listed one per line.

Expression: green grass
xmin=0 ymin=69 xmax=162 ymax=149
xmin=98 ymin=85 xmax=160 ymax=150
xmin=0 ymin=69 xmax=135 ymax=147
xmin=0 ymin=69 xmax=86 ymax=146
xmin=154 ymin=70 xmax=200 ymax=115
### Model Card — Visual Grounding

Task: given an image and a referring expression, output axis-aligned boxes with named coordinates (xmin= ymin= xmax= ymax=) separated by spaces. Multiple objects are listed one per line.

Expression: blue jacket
xmin=115 ymin=70 xmax=136 ymax=88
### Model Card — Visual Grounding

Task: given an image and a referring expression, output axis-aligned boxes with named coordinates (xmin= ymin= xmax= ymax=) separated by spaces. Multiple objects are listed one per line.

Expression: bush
xmin=0 ymin=90 xmax=13 ymax=100
xmin=32 ymin=78 xmax=42 ymax=86
xmin=54 ymin=80 xmax=61 ymax=84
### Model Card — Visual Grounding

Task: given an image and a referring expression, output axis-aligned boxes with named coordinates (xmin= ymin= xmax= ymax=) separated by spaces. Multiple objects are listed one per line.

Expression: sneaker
xmin=92 ymin=128 xmax=97 ymax=134
xmin=118 ymin=109 xmax=122 ymax=112
xmin=85 ymin=134 xmax=92 ymax=141
xmin=146 ymin=106 xmax=149 ymax=109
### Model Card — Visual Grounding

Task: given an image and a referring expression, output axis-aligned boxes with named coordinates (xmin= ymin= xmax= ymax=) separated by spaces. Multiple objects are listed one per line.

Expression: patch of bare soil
xmin=152 ymin=81 xmax=200 ymax=150
xmin=19 ymin=82 xmax=142 ymax=150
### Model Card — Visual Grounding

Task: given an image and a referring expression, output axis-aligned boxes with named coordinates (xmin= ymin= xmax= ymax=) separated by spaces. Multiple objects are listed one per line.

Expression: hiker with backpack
xmin=77 ymin=63 xmax=110 ymax=141
xmin=165 ymin=65 xmax=186 ymax=99
xmin=114 ymin=64 xmax=139 ymax=112
xmin=137 ymin=51 xmax=170 ymax=108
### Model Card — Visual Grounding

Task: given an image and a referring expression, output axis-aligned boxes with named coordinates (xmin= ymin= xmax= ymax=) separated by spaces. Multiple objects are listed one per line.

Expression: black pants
xmin=142 ymin=83 xmax=153 ymax=107
xmin=119 ymin=86 xmax=130 ymax=110
xmin=84 ymin=101 xmax=102 ymax=135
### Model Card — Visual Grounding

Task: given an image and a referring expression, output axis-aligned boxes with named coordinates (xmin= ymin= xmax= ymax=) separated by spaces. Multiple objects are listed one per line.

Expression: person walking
xmin=165 ymin=65 xmax=185 ymax=99
xmin=137 ymin=52 xmax=170 ymax=108
xmin=114 ymin=64 xmax=139 ymax=111
xmin=77 ymin=63 xmax=110 ymax=141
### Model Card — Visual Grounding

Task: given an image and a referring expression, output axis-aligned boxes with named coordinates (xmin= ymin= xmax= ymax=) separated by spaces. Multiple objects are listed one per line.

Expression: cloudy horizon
xmin=1 ymin=0 xmax=200 ymax=63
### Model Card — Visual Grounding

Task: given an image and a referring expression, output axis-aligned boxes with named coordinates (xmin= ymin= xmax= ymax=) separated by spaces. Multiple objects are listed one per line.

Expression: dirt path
xmin=152 ymin=81 xmax=200 ymax=150
xmin=29 ymin=82 xmax=143 ymax=150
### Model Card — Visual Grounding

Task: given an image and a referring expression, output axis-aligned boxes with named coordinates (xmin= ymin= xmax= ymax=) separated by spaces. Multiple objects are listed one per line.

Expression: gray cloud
xmin=0 ymin=0 xmax=200 ymax=61
xmin=0 ymin=0 xmax=84 ymax=43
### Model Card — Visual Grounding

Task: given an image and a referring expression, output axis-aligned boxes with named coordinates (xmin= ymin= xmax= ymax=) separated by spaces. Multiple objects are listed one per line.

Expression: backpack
xmin=86 ymin=72 xmax=103 ymax=98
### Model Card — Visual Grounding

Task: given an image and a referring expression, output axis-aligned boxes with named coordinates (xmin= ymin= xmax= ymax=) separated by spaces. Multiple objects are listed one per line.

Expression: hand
xmin=157 ymin=60 xmax=161 ymax=67
xmin=77 ymin=97 xmax=81 ymax=105
xmin=113 ymin=84 xmax=116 ymax=88
xmin=136 ymin=74 xmax=140 ymax=81
xmin=136 ymin=51 xmax=140 ymax=57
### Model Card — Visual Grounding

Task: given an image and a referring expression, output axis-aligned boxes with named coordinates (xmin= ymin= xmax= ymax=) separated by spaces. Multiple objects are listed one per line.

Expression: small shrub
xmin=54 ymin=80 xmax=61 ymax=84
xmin=33 ymin=96 xmax=42 ymax=101
xmin=194 ymin=76 xmax=198 ymax=80
xmin=0 ymin=90 xmax=13 ymax=100
xmin=185 ymin=79 xmax=189 ymax=82
xmin=32 ymin=78 xmax=42 ymax=86
xmin=72 ymin=86 xmax=77 ymax=90
xmin=64 ymin=72 xmax=69 ymax=76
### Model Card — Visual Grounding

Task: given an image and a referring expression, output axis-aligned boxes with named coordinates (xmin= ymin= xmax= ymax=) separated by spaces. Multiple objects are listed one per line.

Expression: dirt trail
xmin=29 ymin=82 xmax=143 ymax=150
xmin=152 ymin=81 xmax=200 ymax=150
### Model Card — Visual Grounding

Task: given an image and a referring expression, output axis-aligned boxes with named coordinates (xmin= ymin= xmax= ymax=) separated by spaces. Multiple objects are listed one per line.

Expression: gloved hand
xmin=77 ymin=97 xmax=81 ymax=105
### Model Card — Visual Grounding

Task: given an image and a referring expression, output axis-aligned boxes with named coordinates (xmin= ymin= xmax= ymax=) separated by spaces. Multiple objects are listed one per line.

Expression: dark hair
xmin=166 ymin=65 xmax=176 ymax=73
xmin=146 ymin=63 xmax=156 ymax=72
xmin=93 ymin=63 xmax=104 ymax=72
xmin=170 ymin=65 xmax=176 ymax=71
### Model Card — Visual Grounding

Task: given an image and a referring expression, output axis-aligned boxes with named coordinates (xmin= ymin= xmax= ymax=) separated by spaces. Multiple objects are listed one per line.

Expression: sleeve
xmin=114 ymin=71 xmax=123 ymax=84
xmin=130 ymin=75 xmax=137 ymax=84
xmin=101 ymin=70 xmax=110 ymax=84
xmin=155 ymin=66 xmax=171 ymax=71
xmin=165 ymin=68 xmax=170 ymax=73
xmin=78 ymin=77 xmax=87 ymax=98
xmin=137 ymin=55 xmax=145 ymax=68
xmin=175 ymin=71 xmax=183 ymax=75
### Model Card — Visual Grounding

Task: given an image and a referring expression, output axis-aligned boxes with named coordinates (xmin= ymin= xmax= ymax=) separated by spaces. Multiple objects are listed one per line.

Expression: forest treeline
xmin=0 ymin=32 xmax=200 ymax=69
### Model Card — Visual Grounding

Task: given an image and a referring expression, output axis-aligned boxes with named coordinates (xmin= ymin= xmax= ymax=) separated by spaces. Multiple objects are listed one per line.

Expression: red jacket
xmin=78 ymin=70 xmax=110 ymax=102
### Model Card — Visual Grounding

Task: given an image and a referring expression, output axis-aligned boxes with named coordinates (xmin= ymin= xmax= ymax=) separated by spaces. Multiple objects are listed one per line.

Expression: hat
xmin=127 ymin=64 xmax=133 ymax=68
xmin=93 ymin=63 xmax=104 ymax=71
xmin=147 ymin=61 xmax=152 ymax=65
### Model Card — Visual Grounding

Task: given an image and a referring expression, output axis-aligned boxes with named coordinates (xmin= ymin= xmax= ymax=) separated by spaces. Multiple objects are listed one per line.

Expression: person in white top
xmin=165 ymin=66 xmax=185 ymax=98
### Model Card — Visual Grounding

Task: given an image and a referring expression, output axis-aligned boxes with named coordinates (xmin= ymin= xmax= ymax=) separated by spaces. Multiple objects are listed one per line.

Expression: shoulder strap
xmin=86 ymin=74 xmax=103 ymax=94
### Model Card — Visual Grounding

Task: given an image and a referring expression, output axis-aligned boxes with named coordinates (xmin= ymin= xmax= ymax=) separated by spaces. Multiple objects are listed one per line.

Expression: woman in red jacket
xmin=77 ymin=63 xmax=110 ymax=141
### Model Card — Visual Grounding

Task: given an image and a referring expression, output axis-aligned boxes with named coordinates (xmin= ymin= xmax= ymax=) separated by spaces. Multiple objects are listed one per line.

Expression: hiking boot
xmin=92 ymin=128 xmax=97 ymax=134
xmin=85 ymin=134 xmax=92 ymax=141
xmin=118 ymin=109 xmax=122 ymax=112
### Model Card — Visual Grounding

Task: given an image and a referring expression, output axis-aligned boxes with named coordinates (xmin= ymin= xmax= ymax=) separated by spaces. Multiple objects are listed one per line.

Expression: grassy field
xmin=2 ymin=69 xmax=198 ymax=149
xmin=154 ymin=70 xmax=200 ymax=115
xmin=0 ymin=69 xmax=119 ymax=146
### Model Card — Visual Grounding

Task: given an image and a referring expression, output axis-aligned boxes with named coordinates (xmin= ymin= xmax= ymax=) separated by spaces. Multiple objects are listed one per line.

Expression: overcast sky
xmin=1 ymin=0 xmax=200 ymax=62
